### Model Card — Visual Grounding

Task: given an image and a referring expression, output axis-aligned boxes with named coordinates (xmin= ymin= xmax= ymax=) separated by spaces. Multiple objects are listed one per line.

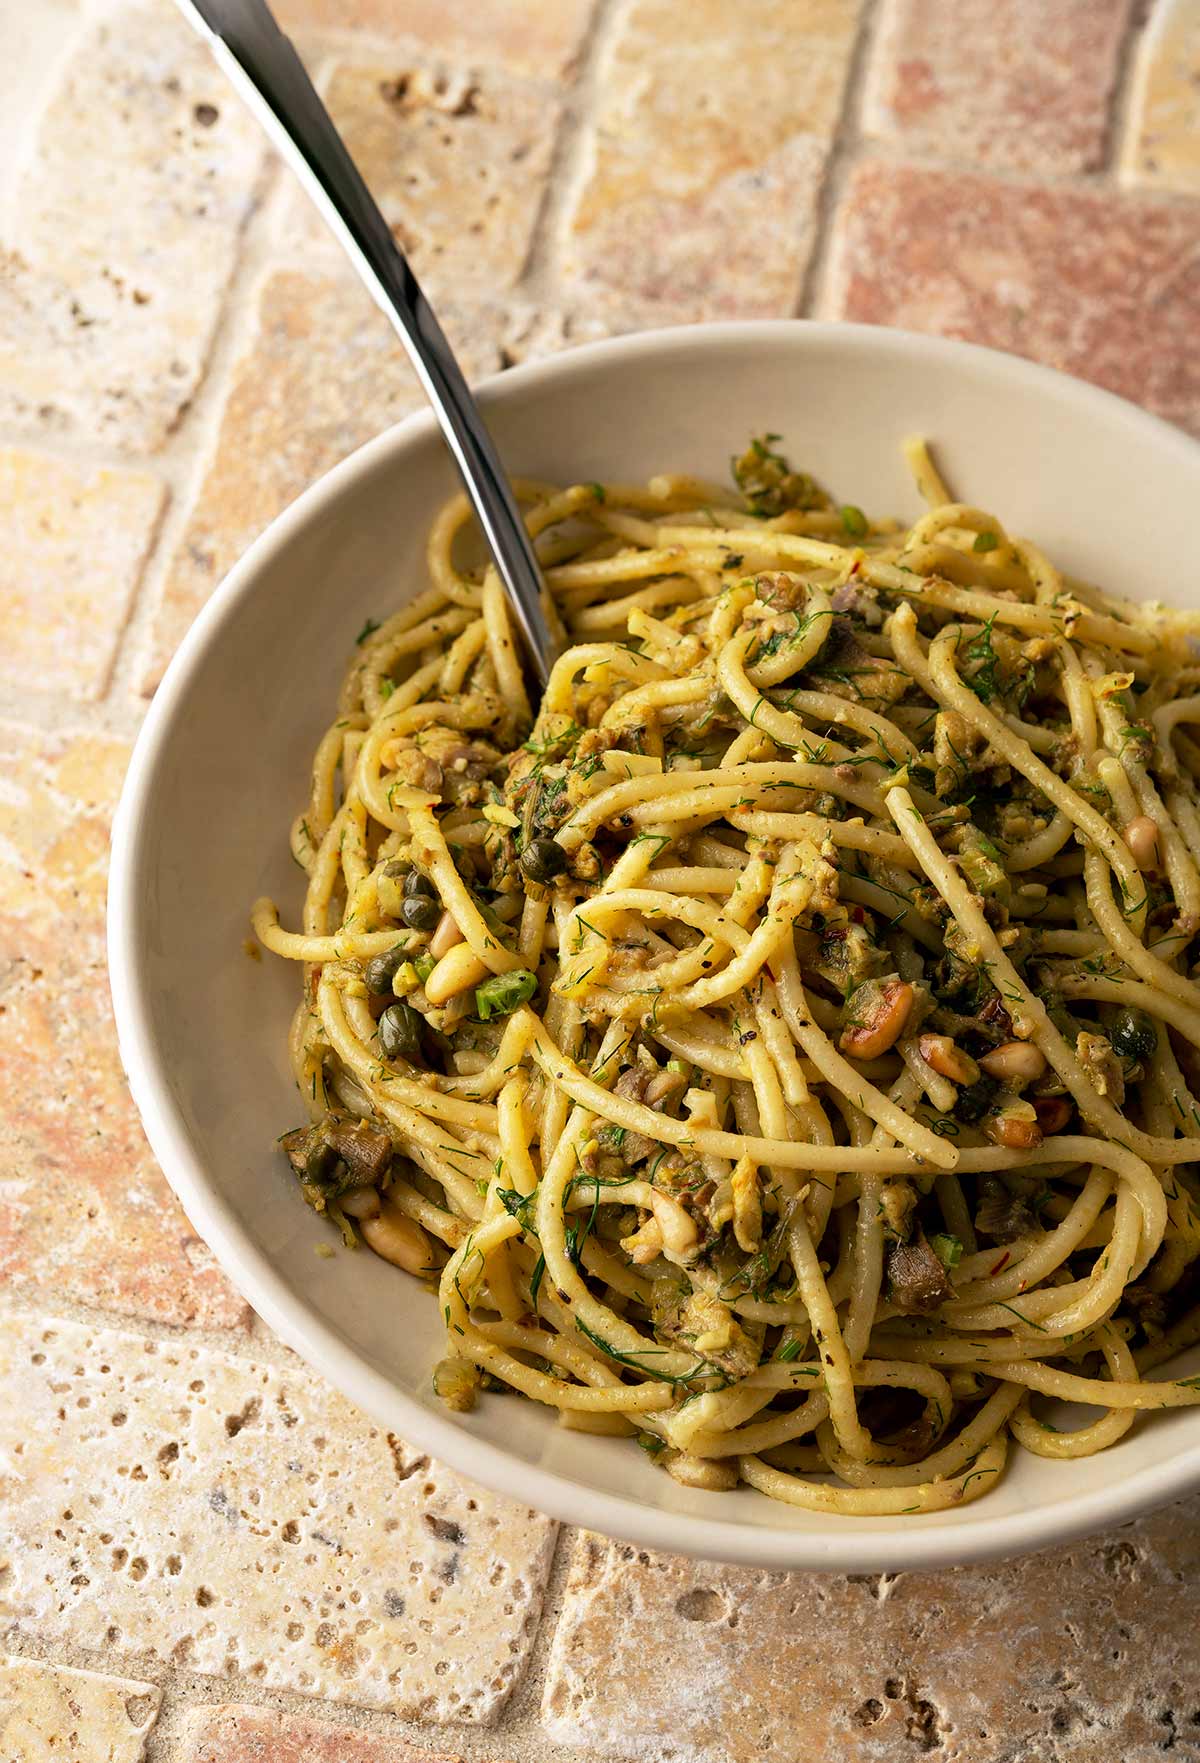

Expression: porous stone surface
xmin=0 ymin=1656 xmax=161 ymax=1763
xmin=285 ymin=58 xmax=561 ymax=303
xmin=5 ymin=3 xmax=1200 ymax=1759
xmin=0 ymin=1 xmax=265 ymax=451
xmin=0 ymin=1314 xmax=557 ymax=1723
xmin=542 ymin=1512 xmax=1200 ymax=1761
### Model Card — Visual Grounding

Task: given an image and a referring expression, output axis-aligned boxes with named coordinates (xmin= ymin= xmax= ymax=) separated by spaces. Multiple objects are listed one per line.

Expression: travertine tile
xmin=1121 ymin=0 xmax=1200 ymax=193
xmin=0 ymin=1656 xmax=160 ymax=1763
xmin=0 ymin=449 xmax=164 ymax=703
xmin=180 ymin=1704 xmax=467 ymax=1762
xmin=863 ymin=0 xmax=1132 ymax=174
xmin=543 ymin=1506 xmax=1200 ymax=1761
xmin=0 ymin=0 xmax=76 ymax=177
xmin=283 ymin=58 xmax=560 ymax=302
xmin=565 ymin=0 xmax=861 ymax=320
xmin=0 ymin=0 xmax=264 ymax=450
xmin=0 ymin=1314 xmax=557 ymax=1723
xmin=825 ymin=162 xmax=1200 ymax=436
xmin=141 ymin=267 xmax=505 ymax=692
xmin=0 ymin=720 xmax=248 ymax=1328
xmin=274 ymin=0 xmax=596 ymax=78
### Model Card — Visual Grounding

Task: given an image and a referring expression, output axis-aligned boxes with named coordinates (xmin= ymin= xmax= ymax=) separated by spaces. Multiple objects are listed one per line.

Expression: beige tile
xmin=0 ymin=720 xmax=249 ymax=1329
xmin=0 ymin=449 xmax=163 ymax=703
xmin=0 ymin=1313 xmax=557 ymax=1723
xmin=141 ymin=267 xmax=505 ymax=691
xmin=283 ymin=58 xmax=561 ymax=303
xmin=0 ymin=0 xmax=77 ymax=187
xmin=274 ymin=0 xmax=596 ymax=78
xmin=0 ymin=1656 xmax=160 ymax=1763
xmin=1121 ymin=0 xmax=1200 ymax=193
xmin=863 ymin=0 xmax=1133 ymax=174
xmin=565 ymin=0 xmax=860 ymax=320
xmin=542 ymin=1508 xmax=1200 ymax=1760
xmin=0 ymin=1 xmax=265 ymax=450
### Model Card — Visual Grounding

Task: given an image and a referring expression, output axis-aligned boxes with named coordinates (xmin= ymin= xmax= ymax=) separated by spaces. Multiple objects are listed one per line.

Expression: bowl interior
xmin=112 ymin=323 xmax=1200 ymax=1570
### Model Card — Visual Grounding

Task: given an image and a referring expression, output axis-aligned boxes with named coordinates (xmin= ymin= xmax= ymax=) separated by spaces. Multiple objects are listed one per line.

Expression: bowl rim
xmin=109 ymin=318 xmax=1200 ymax=1570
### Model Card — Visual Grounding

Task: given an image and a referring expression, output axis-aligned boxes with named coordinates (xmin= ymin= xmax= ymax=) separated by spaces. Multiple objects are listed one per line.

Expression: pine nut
xmin=917 ymin=1033 xmax=980 ymax=1086
xmin=650 ymin=1189 xmax=699 ymax=1258
xmin=979 ymin=1040 xmax=1047 ymax=1084
xmin=1123 ymin=815 xmax=1160 ymax=871
xmin=620 ymin=1216 xmax=664 ymax=1265
xmin=428 ymin=910 xmax=465 ymax=959
xmin=984 ymin=1103 xmax=1043 ymax=1150
xmin=730 ymin=1153 xmax=763 ymax=1253
xmin=360 ymin=1201 xmax=433 ymax=1274
xmin=840 ymin=979 xmax=914 ymax=1061
xmin=424 ymin=940 xmax=490 ymax=1005
xmin=339 ymin=1186 xmax=381 ymax=1220
xmin=664 ymin=1452 xmax=739 ymax=1491
xmin=1034 ymin=1096 xmax=1073 ymax=1135
xmin=645 ymin=1068 xmax=686 ymax=1108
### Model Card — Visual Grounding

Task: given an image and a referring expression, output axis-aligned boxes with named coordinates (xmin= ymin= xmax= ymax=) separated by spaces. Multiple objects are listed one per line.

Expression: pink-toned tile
xmin=0 ymin=720 xmax=249 ymax=1328
xmin=180 ymin=1705 xmax=467 ymax=1763
xmin=864 ymin=0 xmax=1133 ymax=173
xmin=826 ymin=161 xmax=1200 ymax=435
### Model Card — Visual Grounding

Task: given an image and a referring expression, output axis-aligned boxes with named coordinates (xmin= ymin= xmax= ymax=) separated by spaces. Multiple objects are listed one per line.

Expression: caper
xmin=521 ymin=836 xmax=568 ymax=884
xmin=280 ymin=1123 xmax=342 ymax=1193
xmin=379 ymin=1001 xmax=423 ymax=1061
xmin=303 ymin=1136 xmax=339 ymax=1187
xmin=364 ymin=944 xmax=408 ymax=994
xmin=1109 ymin=1007 xmax=1157 ymax=1062
xmin=404 ymin=869 xmax=436 ymax=899
xmin=401 ymin=893 xmax=441 ymax=932
xmin=954 ymin=1073 xmax=998 ymax=1124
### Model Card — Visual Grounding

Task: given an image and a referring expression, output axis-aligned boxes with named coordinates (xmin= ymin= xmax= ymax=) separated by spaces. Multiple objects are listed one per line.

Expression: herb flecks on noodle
xmin=254 ymin=436 xmax=1200 ymax=1515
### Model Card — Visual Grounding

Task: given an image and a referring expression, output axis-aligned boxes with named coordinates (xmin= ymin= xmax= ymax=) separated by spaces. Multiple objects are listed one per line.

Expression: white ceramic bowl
xmin=109 ymin=322 xmax=1200 ymax=1570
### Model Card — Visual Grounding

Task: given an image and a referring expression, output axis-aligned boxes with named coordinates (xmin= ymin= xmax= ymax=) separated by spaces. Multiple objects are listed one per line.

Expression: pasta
xmin=255 ymin=434 xmax=1200 ymax=1514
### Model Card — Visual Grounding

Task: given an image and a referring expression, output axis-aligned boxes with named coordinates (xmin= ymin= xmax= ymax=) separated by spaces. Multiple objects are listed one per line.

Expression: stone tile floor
xmin=1 ymin=1 xmax=1199 ymax=1758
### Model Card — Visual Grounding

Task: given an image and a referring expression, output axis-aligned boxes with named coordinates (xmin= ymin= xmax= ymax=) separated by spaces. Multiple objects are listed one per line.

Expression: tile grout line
xmin=0 ymin=6 xmax=622 ymax=737
xmin=2 ymin=1621 xmax=602 ymax=1763
xmin=797 ymin=0 xmax=882 ymax=322
xmin=101 ymin=142 xmax=298 ymax=711
xmin=0 ymin=1279 xmax=598 ymax=1761
xmin=1102 ymin=0 xmax=1150 ymax=184
xmin=508 ymin=0 xmax=625 ymax=317
xmin=489 ymin=1518 xmax=579 ymax=1734
xmin=0 ymin=8 xmax=610 ymax=1741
